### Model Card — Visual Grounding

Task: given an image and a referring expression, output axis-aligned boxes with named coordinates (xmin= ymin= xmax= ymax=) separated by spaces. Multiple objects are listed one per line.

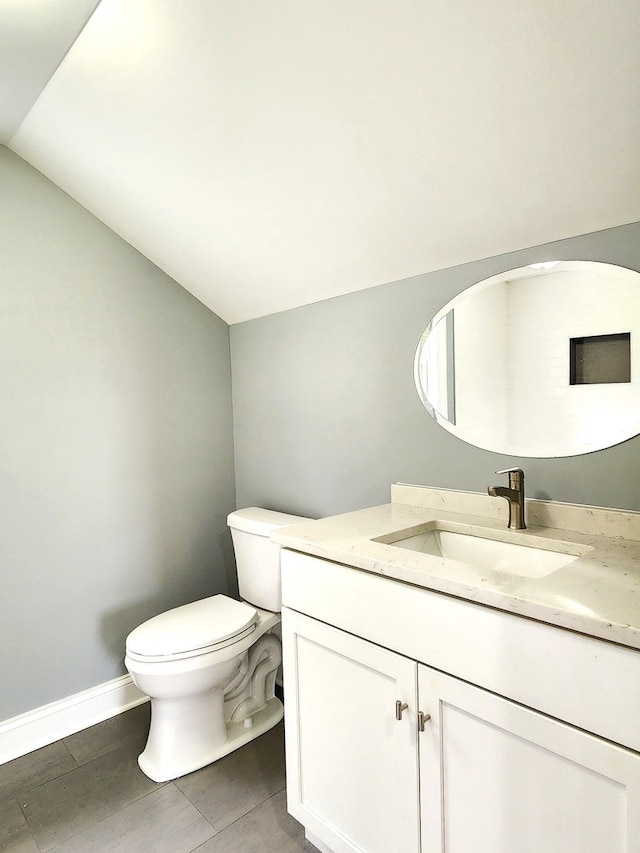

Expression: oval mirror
xmin=414 ymin=261 xmax=640 ymax=457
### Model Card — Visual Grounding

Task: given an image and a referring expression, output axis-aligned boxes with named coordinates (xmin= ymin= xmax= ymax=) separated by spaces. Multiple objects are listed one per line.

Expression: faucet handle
xmin=494 ymin=467 xmax=524 ymax=488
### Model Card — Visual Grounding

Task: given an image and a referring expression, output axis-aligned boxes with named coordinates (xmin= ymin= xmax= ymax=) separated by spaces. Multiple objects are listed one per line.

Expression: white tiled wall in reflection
xmin=453 ymin=263 xmax=639 ymax=455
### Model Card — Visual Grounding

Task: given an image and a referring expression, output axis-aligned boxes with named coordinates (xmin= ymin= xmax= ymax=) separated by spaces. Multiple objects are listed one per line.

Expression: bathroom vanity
xmin=273 ymin=485 xmax=640 ymax=853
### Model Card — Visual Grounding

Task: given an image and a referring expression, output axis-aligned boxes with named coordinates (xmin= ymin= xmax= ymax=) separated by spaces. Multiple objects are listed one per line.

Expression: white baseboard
xmin=305 ymin=830 xmax=335 ymax=853
xmin=0 ymin=675 xmax=148 ymax=765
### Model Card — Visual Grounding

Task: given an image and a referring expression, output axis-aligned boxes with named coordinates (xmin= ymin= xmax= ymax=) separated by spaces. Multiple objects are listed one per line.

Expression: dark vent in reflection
xmin=570 ymin=333 xmax=631 ymax=385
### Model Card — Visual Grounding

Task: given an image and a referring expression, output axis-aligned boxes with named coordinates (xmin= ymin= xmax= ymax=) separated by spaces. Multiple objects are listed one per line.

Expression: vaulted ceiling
xmin=4 ymin=1 xmax=640 ymax=323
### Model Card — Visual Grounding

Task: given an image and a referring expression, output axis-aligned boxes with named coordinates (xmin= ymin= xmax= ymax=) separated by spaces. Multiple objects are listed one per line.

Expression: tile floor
xmin=1 ymin=703 xmax=317 ymax=852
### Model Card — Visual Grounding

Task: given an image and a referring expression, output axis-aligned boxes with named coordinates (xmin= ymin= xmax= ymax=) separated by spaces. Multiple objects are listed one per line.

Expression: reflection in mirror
xmin=414 ymin=261 xmax=640 ymax=457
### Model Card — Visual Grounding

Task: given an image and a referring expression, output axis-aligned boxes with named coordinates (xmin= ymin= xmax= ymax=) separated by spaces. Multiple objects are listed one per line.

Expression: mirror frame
xmin=414 ymin=260 xmax=640 ymax=458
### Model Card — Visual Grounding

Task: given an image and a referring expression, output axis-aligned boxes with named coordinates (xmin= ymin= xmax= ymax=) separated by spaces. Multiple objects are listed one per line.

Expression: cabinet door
xmin=282 ymin=608 xmax=420 ymax=853
xmin=418 ymin=665 xmax=640 ymax=853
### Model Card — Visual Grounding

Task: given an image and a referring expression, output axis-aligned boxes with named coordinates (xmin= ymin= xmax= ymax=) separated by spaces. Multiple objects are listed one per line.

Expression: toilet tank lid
xmin=125 ymin=595 xmax=258 ymax=658
xmin=227 ymin=507 xmax=310 ymax=536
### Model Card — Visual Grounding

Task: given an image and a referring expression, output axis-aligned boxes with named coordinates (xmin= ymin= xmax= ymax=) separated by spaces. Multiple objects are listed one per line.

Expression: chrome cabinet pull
xmin=417 ymin=711 xmax=431 ymax=732
xmin=395 ymin=700 xmax=409 ymax=720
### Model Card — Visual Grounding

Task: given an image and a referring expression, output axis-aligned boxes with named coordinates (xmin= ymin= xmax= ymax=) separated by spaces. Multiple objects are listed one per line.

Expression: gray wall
xmin=231 ymin=222 xmax=640 ymax=519
xmin=4 ymin=141 xmax=639 ymax=724
xmin=0 ymin=147 xmax=236 ymax=720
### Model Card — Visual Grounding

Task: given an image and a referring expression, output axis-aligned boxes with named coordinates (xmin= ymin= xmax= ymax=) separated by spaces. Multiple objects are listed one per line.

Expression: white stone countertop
xmin=271 ymin=485 xmax=640 ymax=651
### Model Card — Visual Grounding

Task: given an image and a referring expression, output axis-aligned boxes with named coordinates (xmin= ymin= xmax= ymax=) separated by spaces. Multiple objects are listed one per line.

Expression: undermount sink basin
xmin=374 ymin=522 xmax=591 ymax=579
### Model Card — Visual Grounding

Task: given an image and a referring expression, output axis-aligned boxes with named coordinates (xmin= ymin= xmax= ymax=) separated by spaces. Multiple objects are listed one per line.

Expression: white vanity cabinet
xmin=418 ymin=664 xmax=640 ymax=853
xmin=281 ymin=550 xmax=640 ymax=853
xmin=282 ymin=608 xmax=421 ymax=853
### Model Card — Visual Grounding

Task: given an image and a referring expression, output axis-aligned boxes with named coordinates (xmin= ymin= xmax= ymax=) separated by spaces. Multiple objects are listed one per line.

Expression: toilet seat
xmin=125 ymin=595 xmax=258 ymax=663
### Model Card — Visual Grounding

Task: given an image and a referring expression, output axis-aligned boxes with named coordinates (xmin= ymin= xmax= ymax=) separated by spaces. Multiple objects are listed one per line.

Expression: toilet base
xmin=138 ymin=695 xmax=284 ymax=782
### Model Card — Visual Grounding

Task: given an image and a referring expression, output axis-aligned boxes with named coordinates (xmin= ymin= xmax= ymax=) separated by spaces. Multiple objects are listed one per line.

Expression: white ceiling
xmin=0 ymin=0 xmax=100 ymax=141
xmin=5 ymin=0 xmax=640 ymax=323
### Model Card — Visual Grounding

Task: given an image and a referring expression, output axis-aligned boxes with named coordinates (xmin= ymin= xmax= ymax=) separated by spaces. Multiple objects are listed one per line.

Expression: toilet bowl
xmin=124 ymin=507 xmax=308 ymax=782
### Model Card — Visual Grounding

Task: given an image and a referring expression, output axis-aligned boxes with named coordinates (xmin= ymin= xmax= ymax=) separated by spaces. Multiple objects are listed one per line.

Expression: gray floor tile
xmin=176 ymin=722 xmax=286 ymax=831
xmin=193 ymin=789 xmax=316 ymax=853
xmin=21 ymin=736 xmax=161 ymax=852
xmin=0 ymin=797 xmax=39 ymax=853
xmin=0 ymin=741 xmax=77 ymax=804
xmin=48 ymin=783 xmax=217 ymax=853
xmin=62 ymin=702 xmax=150 ymax=765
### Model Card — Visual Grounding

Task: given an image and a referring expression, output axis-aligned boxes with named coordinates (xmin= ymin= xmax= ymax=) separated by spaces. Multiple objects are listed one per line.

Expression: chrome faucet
xmin=488 ymin=467 xmax=526 ymax=530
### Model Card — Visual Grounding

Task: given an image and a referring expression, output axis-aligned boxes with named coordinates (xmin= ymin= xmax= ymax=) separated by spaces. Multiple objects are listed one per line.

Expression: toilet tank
xmin=227 ymin=507 xmax=311 ymax=612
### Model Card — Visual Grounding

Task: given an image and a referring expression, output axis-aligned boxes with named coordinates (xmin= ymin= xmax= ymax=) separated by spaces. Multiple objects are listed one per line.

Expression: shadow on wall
xmin=220 ymin=527 xmax=239 ymax=599
xmin=99 ymin=529 xmax=239 ymax=669
xmin=100 ymin=599 xmax=167 ymax=667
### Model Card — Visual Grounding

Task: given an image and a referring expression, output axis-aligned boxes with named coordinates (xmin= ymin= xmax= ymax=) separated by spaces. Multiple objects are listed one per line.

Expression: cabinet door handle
xmin=418 ymin=711 xmax=431 ymax=732
xmin=395 ymin=700 xmax=409 ymax=720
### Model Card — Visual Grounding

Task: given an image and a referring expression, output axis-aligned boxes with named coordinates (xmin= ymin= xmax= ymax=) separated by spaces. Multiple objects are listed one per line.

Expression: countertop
xmin=271 ymin=486 xmax=640 ymax=651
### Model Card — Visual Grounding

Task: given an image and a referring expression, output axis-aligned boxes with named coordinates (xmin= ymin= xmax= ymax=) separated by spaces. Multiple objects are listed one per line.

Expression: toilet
xmin=124 ymin=507 xmax=308 ymax=782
